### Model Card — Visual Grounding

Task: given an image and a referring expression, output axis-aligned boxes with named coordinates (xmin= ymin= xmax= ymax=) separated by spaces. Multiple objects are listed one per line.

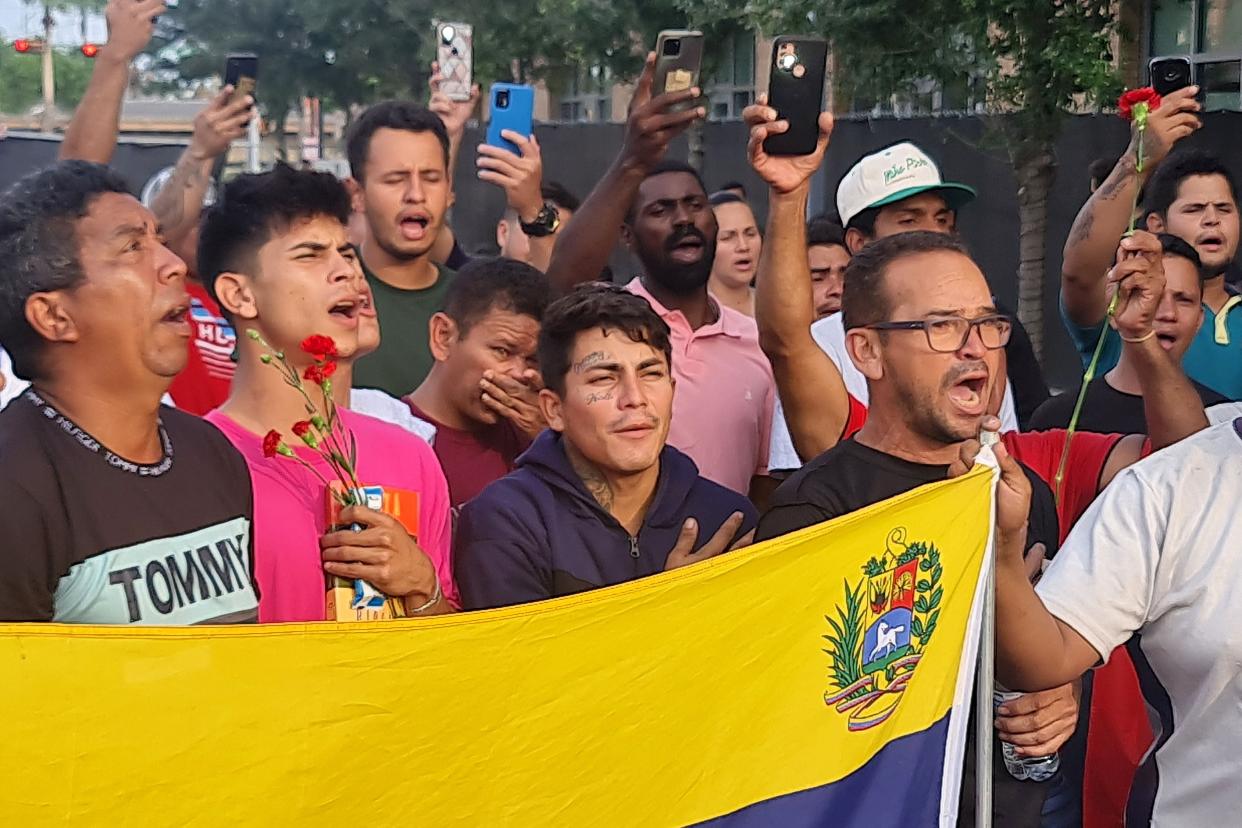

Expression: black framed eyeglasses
xmin=859 ymin=314 xmax=1013 ymax=353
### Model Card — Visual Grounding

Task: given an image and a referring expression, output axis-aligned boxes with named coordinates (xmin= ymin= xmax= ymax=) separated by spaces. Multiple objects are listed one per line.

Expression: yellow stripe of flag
xmin=0 ymin=465 xmax=994 ymax=825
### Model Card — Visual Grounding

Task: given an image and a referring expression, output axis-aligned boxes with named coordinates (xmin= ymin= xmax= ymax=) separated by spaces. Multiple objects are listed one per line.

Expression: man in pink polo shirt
xmin=545 ymin=58 xmax=775 ymax=499
xmin=198 ymin=164 xmax=456 ymax=622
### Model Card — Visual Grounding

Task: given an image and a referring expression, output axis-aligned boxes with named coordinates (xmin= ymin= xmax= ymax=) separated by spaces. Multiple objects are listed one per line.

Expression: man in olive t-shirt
xmin=353 ymin=258 xmax=454 ymax=395
xmin=346 ymin=101 xmax=457 ymax=397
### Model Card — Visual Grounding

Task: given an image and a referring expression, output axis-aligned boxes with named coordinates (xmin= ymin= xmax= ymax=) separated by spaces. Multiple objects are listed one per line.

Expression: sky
xmin=0 ymin=3 xmax=108 ymax=47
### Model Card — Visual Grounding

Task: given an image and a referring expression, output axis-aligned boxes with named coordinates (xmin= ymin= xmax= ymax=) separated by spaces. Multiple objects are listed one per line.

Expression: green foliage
xmin=822 ymin=578 xmax=866 ymax=691
xmin=863 ymin=555 xmax=886 ymax=577
xmin=0 ymin=44 xmax=95 ymax=114
xmin=913 ymin=544 xmax=942 ymax=647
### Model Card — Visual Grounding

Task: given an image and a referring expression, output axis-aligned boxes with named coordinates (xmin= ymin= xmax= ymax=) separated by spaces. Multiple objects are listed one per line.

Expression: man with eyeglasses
xmin=744 ymin=102 xmax=1208 ymax=826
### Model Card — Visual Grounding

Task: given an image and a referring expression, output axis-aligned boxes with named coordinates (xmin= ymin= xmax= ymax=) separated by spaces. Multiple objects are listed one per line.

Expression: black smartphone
xmin=764 ymin=36 xmax=828 ymax=157
xmin=224 ymin=53 xmax=259 ymax=106
xmin=1149 ymin=56 xmax=1192 ymax=97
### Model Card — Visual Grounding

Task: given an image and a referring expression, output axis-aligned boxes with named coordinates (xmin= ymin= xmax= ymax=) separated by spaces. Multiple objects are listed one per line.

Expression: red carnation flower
xmin=262 ymin=429 xmax=283 ymax=458
xmin=300 ymin=334 xmax=338 ymax=362
xmin=303 ymin=360 xmax=337 ymax=385
xmin=1118 ymin=87 xmax=1161 ymax=121
xmin=292 ymin=420 xmax=312 ymax=437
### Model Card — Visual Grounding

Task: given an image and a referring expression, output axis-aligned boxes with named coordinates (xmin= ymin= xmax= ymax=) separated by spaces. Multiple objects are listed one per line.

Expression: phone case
xmin=1149 ymin=57 xmax=1193 ymax=97
xmin=654 ymin=30 xmax=704 ymax=112
xmin=436 ymin=22 xmax=473 ymax=102
xmin=764 ymin=37 xmax=828 ymax=157
xmin=486 ymin=84 xmax=534 ymax=155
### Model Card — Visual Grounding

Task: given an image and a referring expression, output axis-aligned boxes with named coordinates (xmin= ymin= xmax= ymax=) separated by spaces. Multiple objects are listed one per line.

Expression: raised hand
xmin=1138 ymin=86 xmax=1202 ymax=169
xmin=664 ymin=512 xmax=752 ymax=571
xmin=428 ymin=60 xmax=480 ymax=140
xmin=188 ymin=86 xmax=253 ymax=162
xmin=102 ymin=0 xmax=166 ymax=63
xmin=1108 ymin=230 xmax=1167 ymax=340
xmin=620 ymin=52 xmax=705 ymax=174
xmin=743 ymin=93 xmax=834 ymax=195
xmin=477 ymin=132 xmax=544 ymax=221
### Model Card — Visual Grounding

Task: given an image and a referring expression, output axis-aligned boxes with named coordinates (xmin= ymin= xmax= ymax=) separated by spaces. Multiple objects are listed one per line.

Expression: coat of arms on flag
xmin=824 ymin=527 xmax=945 ymax=731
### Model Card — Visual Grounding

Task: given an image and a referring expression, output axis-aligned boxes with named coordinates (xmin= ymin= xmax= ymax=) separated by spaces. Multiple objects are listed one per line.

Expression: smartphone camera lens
xmin=440 ymin=25 xmax=455 ymax=44
xmin=779 ymin=53 xmax=798 ymax=71
xmin=662 ymin=38 xmax=681 ymax=57
xmin=497 ymin=90 xmax=510 ymax=108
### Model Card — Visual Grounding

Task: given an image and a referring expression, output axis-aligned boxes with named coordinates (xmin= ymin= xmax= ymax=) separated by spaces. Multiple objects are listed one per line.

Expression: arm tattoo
xmin=1065 ymin=155 xmax=1137 ymax=247
xmin=565 ymin=442 xmax=614 ymax=513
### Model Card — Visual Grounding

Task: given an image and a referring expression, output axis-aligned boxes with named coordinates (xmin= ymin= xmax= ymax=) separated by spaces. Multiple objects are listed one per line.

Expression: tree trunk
xmin=1012 ymin=146 xmax=1055 ymax=365
xmin=687 ymin=118 xmax=705 ymax=173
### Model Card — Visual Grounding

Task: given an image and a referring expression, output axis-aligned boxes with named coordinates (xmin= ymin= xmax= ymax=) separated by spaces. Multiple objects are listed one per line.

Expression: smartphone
xmin=653 ymin=30 xmax=704 ymax=111
xmin=436 ymin=21 xmax=474 ymax=102
xmin=486 ymin=83 xmax=534 ymax=155
xmin=764 ymin=37 xmax=828 ymax=157
xmin=224 ymin=53 xmax=258 ymax=106
xmin=1150 ymin=56 xmax=1193 ymax=97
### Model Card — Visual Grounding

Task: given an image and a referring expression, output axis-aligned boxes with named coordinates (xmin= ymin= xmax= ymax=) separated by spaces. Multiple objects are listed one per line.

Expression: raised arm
xmin=427 ymin=62 xmax=479 ymax=266
xmin=148 ymin=88 xmax=252 ymax=256
xmin=1060 ymin=88 xmax=1200 ymax=326
xmin=744 ymin=96 xmax=851 ymax=460
xmin=545 ymin=53 xmax=702 ymax=293
xmin=479 ymin=132 xmax=556 ymax=271
xmin=1098 ymin=231 xmax=1210 ymax=486
xmin=59 ymin=0 xmax=164 ymax=163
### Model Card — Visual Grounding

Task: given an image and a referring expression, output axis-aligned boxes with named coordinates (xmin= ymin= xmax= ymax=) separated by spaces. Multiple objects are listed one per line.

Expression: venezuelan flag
xmin=0 ymin=465 xmax=994 ymax=826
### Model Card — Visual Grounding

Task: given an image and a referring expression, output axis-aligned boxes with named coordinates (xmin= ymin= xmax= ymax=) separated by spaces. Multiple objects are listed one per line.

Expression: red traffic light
xmin=14 ymin=39 xmax=32 ymax=53
xmin=81 ymin=43 xmax=99 ymax=58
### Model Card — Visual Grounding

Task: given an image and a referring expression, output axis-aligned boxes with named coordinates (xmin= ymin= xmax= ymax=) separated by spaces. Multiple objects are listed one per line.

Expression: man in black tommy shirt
xmin=0 ymin=161 xmax=259 ymax=624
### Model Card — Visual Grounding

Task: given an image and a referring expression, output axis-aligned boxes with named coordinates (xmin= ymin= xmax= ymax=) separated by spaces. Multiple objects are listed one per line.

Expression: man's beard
xmin=891 ymin=367 xmax=984 ymax=448
xmin=636 ymin=226 xmax=717 ymax=295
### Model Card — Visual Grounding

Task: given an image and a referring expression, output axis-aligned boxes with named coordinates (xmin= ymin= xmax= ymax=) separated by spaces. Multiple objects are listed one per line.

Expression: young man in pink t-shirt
xmin=198 ymin=164 xmax=456 ymax=621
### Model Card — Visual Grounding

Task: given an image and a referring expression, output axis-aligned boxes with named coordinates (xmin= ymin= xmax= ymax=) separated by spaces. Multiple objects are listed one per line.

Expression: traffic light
xmin=81 ymin=43 xmax=99 ymax=58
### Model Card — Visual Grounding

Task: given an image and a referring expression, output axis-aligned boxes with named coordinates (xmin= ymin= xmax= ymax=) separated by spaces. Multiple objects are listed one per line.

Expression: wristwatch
xmin=519 ymin=202 xmax=561 ymax=237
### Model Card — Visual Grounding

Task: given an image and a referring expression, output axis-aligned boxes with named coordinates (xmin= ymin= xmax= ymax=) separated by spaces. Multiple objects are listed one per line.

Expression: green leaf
xmin=914 ymin=596 xmax=930 ymax=613
xmin=911 ymin=616 xmax=925 ymax=638
xmin=917 ymin=579 xmax=931 ymax=592
xmin=930 ymin=586 xmax=944 ymax=610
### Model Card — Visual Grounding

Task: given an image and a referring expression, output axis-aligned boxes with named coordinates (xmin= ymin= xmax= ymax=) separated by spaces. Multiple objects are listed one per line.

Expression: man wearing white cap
xmin=768 ymin=142 xmax=1047 ymax=470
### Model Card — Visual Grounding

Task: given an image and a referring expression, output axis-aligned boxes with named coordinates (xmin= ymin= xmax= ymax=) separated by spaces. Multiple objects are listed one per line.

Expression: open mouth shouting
xmin=667 ymin=229 xmax=706 ymax=265
xmin=158 ymin=300 xmax=192 ymax=336
xmin=398 ymin=210 xmax=431 ymax=242
xmin=944 ymin=366 xmax=990 ymax=417
xmin=328 ymin=294 xmax=368 ymax=328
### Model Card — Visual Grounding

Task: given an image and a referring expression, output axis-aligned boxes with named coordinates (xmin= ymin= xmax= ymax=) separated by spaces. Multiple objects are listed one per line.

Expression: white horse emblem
xmin=868 ymin=620 xmax=906 ymax=662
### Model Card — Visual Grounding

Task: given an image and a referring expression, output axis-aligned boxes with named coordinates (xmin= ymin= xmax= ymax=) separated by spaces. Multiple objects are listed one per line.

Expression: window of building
xmin=706 ymin=31 xmax=756 ymax=120
xmin=1149 ymin=0 xmax=1241 ymax=110
xmin=558 ymin=65 xmax=612 ymax=123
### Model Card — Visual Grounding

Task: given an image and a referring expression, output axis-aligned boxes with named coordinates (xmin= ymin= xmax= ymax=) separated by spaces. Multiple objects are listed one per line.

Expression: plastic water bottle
xmin=993 ymin=689 xmax=1061 ymax=782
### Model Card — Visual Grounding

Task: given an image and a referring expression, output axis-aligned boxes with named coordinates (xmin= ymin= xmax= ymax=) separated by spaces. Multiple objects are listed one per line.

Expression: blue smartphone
xmin=486 ymin=83 xmax=534 ymax=155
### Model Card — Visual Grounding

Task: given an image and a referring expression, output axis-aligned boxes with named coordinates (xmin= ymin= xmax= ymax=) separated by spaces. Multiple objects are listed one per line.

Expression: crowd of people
xmin=1 ymin=2 xmax=1240 ymax=825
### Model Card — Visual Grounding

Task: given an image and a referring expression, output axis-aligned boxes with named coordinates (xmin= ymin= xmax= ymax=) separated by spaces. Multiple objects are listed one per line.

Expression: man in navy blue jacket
xmin=456 ymin=283 xmax=757 ymax=610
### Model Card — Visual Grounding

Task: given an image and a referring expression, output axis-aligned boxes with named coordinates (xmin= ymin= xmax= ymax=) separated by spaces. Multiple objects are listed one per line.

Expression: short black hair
xmin=0 ymin=161 xmax=130 ymax=380
xmin=345 ymin=101 xmax=451 ymax=182
xmin=1158 ymin=232 xmax=1206 ymax=281
xmin=502 ymin=181 xmax=582 ymax=220
xmin=626 ymin=159 xmax=708 ymax=224
xmin=1144 ymin=150 xmax=1239 ymax=218
xmin=538 ymin=283 xmax=673 ymax=396
xmin=198 ymin=163 xmax=353 ymax=314
xmin=841 ymin=231 xmax=971 ymax=330
xmin=440 ymin=257 xmax=553 ymax=336
xmin=846 ymin=205 xmax=881 ymax=236
xmin=807 ymin=215 xmax=847 ymax=249
xmin=1088 ymin=156 xmax=1118 ymax=189
xmin=709 ymin=191 xmax=745 ymax=207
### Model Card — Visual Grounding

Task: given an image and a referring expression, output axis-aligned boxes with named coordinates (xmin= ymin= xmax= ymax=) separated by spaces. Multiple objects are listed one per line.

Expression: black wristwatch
xmin=519 ymin=202 xmax=561 ymax=237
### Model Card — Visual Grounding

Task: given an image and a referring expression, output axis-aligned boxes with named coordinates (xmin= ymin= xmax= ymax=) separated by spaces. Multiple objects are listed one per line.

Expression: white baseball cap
xmin=835 ymin=142 xmax=976 ymax=229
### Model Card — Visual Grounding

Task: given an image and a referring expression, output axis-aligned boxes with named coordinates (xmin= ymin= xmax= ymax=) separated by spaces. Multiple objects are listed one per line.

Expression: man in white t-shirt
xmin=769 ymin=142 xmax=1027 ymax=470
xmin=984 ymin=414 xmax=1240 ymax=825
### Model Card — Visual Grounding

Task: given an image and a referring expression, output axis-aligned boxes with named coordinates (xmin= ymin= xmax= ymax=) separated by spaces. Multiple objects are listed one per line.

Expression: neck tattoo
xmin=566 ymin=443 xmax=614 ymax=513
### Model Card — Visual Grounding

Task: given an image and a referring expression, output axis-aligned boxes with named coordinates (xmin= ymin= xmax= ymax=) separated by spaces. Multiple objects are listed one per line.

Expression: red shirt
xmin=407 ymin=401 xmax=529 ymax=508
xmin=167 ymin=282 xmax=235 ymax=416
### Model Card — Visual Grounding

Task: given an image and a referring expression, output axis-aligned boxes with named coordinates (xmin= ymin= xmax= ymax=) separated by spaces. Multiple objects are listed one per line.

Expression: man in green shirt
xmin=345 ymin=102 xmax=456 ymax=396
